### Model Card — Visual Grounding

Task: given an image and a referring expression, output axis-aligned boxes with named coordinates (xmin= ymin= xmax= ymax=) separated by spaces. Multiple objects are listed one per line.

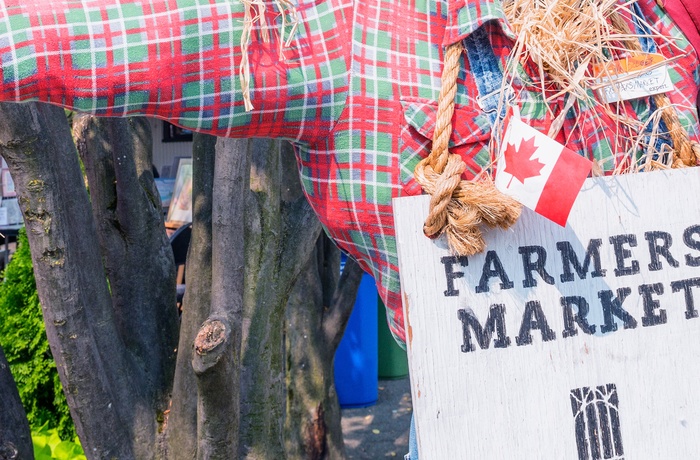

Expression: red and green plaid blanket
xmin=0 ymin=0 xmax=698 ymax=346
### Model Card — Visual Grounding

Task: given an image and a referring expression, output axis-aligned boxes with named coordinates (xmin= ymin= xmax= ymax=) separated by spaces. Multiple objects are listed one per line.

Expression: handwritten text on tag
xmin=592 ymin=53 xmax=673 ymax=103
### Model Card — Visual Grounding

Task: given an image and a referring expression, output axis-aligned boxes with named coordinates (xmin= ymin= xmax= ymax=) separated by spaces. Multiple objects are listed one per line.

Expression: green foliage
xmin=32 ymin=422 xmax=86 ymax=460
xmin=0 ymin=229 xmax=76 ymax=439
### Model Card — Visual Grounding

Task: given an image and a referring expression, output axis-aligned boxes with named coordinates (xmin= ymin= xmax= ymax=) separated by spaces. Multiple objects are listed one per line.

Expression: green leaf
xmin=47 ymin=429 xmax=62 ymax=451
xmin=53 ymin=440 xmax=86 ymax=460
xmin=32 ymin=422 xmax=53 ymax=459
xmin=33 ymin=443 xmax=53 ymax=460
xmin=32 ymin=424 xmax=86 ymax=460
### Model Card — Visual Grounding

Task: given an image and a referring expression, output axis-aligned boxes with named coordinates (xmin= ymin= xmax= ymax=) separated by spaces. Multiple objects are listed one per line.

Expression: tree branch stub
xmin=193 ymin=318 xmax=231 ymax=374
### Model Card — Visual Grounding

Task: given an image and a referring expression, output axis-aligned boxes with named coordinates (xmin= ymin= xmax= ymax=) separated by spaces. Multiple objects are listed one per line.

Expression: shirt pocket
xmin=399 ymin=96 xmax=494 ymax=195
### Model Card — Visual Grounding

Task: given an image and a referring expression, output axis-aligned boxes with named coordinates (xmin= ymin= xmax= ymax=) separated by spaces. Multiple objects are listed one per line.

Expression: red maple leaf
xmin=503 ymin=134 xmax=545 ymax=186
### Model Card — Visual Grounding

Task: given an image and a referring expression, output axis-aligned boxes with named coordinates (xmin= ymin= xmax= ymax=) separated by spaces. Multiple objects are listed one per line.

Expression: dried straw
xmin=503 ymin=0 xmax=632 ymax=102
xmin=238 ymin=0 xmax=298 ymax=111
xmin=500 ymin=0 xmax=698 ymax=172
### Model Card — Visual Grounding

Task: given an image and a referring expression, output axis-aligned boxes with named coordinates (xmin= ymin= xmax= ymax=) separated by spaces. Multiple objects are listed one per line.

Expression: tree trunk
xmin=0 ymin=103 xmax=349 ymax=459
xmin=191 ymin=136 xmax=249 ymax=458
xmin=165 ymin=133 xmax=217 ymax=459
xmin=285 ymin=235 xmax=364 ymax=460
xmin=166 ymin=136 xmax=249 ymax=459
xmin=166 ymin=138 xmax=322 ymax=458
xmin=0 ymin=102 xmax=136 ymax=457
xmin=239 ymin=139 xmax=322 ymax=458
xmin=0 ymin=103 xmax=178 ymax=459
xmin=72 ymin=115 xmax=180 ymax=455
xmin=0 ymin=345 xmax=33 ymax=460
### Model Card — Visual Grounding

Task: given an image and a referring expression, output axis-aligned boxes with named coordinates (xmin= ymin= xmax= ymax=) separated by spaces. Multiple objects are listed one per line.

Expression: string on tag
xmin=413 ymin=42 xmax=522 ymax=256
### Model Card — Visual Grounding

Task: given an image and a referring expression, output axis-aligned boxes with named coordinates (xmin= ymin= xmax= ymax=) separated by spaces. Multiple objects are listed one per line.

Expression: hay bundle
xmin=502 ymin=0 xmax=635 ymax=101
xmin=499 ymin=0 xmax=697 ymax=171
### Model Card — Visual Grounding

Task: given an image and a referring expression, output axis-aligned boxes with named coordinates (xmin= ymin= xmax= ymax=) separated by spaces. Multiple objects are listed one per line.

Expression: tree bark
xmin=166 ymin=138 xmax=335 ymax=459
xmin=0 ymin=104 xmax=350 ymax=459
xmin=166 ymin=133 xmax=217 ymax=459
xmin=0 ymin=345 xmax=33 ymax=460
xmin=191 ymin=137 xmax=249 ymax=458
xmin=322 ymin=256 xmax=364 ymax=353
xmin=72 ymin=115 xmax=179 ymax=456
xmin=0 ymin=102 xmax=136 ymax=458
xmin=285 ymin=235 xmax=364 ymax=460
xmin=239 ymin=140 xmax=322 ymax=458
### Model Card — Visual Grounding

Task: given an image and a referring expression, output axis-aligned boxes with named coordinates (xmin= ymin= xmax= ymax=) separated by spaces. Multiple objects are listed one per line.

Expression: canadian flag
xmin=494 ymin=112 xmax=593 ymax=226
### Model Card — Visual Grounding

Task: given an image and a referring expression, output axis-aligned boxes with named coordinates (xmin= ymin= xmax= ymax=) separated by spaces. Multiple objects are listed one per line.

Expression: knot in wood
xmin=194 ymin=319 xmax=227 ymax=355
xmin=0 ymin=442 xmax=18 ymax=460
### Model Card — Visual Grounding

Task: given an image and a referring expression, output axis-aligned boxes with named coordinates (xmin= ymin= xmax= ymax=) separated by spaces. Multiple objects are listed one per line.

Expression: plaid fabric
xmin=0 ymin=0 xmax=698 ymax=346
xmin=0 ymin=0 xmax=351 ymax=139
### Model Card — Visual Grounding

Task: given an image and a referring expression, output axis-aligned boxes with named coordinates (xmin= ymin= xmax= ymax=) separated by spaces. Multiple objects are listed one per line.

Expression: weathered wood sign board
xmin=393 ymin=168 xmax=700 ymax=459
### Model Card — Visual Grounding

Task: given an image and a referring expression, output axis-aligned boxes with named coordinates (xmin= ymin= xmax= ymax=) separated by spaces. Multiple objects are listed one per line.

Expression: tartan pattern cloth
xmin=0 ymin=0 xmax=698 ymax=346
xmin=0 ymin=0 xmax=351 ymax=139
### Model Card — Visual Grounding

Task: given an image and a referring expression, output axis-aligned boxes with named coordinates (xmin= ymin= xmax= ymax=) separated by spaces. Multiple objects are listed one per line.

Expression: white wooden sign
xmin=393 ymin=168 xmax=700 ymax=459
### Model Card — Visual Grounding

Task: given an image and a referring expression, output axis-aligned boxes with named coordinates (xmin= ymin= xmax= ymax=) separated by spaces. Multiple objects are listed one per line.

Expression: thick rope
xmin=413 ymin=42 xmax=522 ymax=256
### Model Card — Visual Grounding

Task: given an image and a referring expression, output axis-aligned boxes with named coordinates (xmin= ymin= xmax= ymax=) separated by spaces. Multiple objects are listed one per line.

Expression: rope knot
xmin=413 ymin=42 xmax=522 ymax=256
xmin=414 ymin=152 xmax=466 ymax=238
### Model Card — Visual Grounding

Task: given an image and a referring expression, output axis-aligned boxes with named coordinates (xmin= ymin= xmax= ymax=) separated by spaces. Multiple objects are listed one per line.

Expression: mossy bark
xmin=0 ymin=104 xmax=178 ymax=459
xmin=285 ymin=235 xmax=364 ymax=460
xmin=0 ymin=103 xmax=137 ymax=458
xmin=238 ymin=139 xmax=323 ymax=458
xmin=166 ymin=137 xmax=321 ymax=459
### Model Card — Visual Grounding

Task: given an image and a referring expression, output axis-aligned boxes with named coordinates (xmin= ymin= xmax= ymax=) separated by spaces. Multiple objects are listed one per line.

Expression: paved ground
xmin=341 ymin=377 xmax=412 ymax=459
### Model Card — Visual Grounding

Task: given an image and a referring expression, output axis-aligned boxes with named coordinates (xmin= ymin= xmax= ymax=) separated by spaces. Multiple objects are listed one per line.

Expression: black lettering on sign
xmin=557 ymin=239 xmax=606 ymax=283
xmin=441 ymin=255 xmax=468 ymax=297
xmin=570 ymin=383 xmax=624 ymax=460
xmin=683 ymin=225 xmax=700 ymax=267
xmin=515 ymin=300 xmax=556 ymax=346
xmin=475 ymin=250 xmax=514 ymax=294
xmin=519 ymin=246 xmax=555 ymax=288
xmin=457 ymin=305 xmax=510 ymax=353
xmin=609 ymin=234 xmax=640 ymax=277
xmin=639 ymin=283 xmax=667 ymax=327
xmin=599 ymin=288 xmax=637 ymax=333
xmin=561 ymin=296 xmax=597 ymax=338
xmin=671 ymin=277 xmax=700 ymax=319
xmin=644 ymin=231 xmax=679 ymax=271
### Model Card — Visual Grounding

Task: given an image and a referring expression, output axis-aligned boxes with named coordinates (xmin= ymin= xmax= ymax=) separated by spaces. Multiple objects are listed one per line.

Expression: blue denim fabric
xmin=632 ymin=2 xmax=656 ymax=54
xmin=404 ymin=26 xmax=502 ymax=460
xmin=464 ymin=24 xmax=508 ymax=127
xmin=405 ymin=414 xmax=418 ymax=460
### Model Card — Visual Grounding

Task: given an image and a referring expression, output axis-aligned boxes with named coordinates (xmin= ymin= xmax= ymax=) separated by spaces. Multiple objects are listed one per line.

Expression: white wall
xmin=148 ymin=118 xmax=193 ymax=178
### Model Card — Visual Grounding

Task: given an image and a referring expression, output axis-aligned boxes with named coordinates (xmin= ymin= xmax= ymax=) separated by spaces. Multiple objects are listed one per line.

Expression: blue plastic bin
xmin=334 ymin=256 xmax=378 ymax=408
